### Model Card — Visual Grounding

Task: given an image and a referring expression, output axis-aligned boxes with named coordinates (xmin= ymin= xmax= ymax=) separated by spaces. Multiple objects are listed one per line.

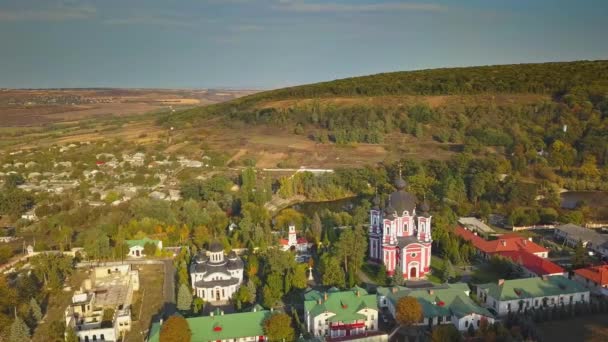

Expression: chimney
xmin=210 ymin=311 xmax=214 ymax=317
xmin=501 ymin=240 xmax=506 ymax=246
xmin=356 ymin=290 xmax=360 ymax=297
xmin=428 ymin=289 xmax=434 ymax=295
xmin=391 ymin=287 xmax=397 ymax=294
xmin=498 ymin=279 xmax=505 ymax=286
xmin=528 ymin=237 xmax=533 ymax=242
xmin=317 ymin=298 xmax=322 ymax=305
xmin=220 ymin=310 xmax=224 ymax=316
xmin=542 ymin=275 xmax=549 ymax=281
xmin=324 ymin=292 xmax=328 ymax=301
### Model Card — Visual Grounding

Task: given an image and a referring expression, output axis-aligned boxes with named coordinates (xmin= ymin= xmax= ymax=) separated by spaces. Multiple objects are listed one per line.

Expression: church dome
xmin=208 ymin=241 xmax=223 ymax=253
xmin=387 ymin=176 xmax=417 ymax=215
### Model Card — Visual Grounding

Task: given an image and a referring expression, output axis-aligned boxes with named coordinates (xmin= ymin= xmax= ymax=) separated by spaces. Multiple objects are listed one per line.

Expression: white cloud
xmin=272 ymin=1 xmax=445 ymax=13
xmin=0 ymin=3 xmax=96 ymax=22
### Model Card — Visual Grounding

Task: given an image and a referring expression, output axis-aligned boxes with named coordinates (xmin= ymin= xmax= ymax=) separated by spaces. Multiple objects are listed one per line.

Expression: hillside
xmin=157 ymin=61 xmax=607 ymax=174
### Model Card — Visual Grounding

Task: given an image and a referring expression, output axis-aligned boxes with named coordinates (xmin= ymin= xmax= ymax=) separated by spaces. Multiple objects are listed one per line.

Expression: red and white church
xmin=369 ymin=175 xmax=432 ymax=280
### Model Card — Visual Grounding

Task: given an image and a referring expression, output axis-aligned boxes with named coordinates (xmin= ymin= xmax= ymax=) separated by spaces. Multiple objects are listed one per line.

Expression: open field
xmin=124 ymin=264 xmax=165 ymax=342
xmin=538 ymin=314 xmax=608 ymax=342
xmin=0 ymin=88 xmax=257 ymax=126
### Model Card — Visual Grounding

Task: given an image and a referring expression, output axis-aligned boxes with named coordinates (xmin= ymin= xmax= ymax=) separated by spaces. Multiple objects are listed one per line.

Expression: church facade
xmin=190 ymin=241 xmax=244 ymax=303
xmin=369 ymin=175 xmax=432 ymax=280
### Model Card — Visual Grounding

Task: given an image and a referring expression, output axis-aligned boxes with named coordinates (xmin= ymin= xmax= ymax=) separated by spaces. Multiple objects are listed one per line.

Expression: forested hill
xmin=238 ymin=59 xmax=608 ymax=101
xmin=160 ymin=60 xmax=608 ymax=176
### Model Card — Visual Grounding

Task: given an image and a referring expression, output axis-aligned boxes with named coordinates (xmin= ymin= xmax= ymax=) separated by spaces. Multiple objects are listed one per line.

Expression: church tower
xmin=368 ymin=173 xmax=433 ymax=280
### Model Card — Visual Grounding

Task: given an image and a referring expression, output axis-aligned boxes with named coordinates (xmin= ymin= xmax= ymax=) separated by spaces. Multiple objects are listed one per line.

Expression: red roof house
xmin=499 ymin=250 xmax=565 ymax=277
xmin=455 ymin=226 xmax=549 ymax=258
xmin=573 ymin=265 xmax=608 ymax=295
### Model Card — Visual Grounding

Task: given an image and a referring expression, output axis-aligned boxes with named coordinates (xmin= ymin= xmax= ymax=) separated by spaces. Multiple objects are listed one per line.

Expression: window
xmin=100 ymin=334 xmax=104 ymax=341
xmin=92 ymin=336 xmax=97 ymax=341
xmin=411 ymin=253 xmax=417 ymax=258
xmin=465 ymin=321 xmax=469 ymax=327
xmin=534 ymin=299 xmax=539 ymax=306
xmin=507 ymin=303 xmax=511 ymax=311
xmin=477 ymin=320 xmax=480 ymax=327
xmin=569 ymin=296 xmax=573 ymax=303
xmin=551 ymin=298 xmax=555 ymax=305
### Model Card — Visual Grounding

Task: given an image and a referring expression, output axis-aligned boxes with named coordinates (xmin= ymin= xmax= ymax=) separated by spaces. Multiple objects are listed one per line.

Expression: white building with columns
xmin=190 ymin=241 xmax=244 ymax=303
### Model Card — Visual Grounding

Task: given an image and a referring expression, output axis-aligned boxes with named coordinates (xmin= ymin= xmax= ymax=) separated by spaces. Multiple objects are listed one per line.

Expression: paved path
xmin=162 ymin=260 xmax=176 ymax=317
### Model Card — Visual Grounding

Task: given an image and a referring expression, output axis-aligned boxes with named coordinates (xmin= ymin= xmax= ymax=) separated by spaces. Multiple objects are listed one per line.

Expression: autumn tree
xmin=431 ymin=324 xmax=462 ymax=342
xmin=395 ymin=296 xmax=423 ymax=327
xmin=263 ymin=313 xmax=295 ymax=342
xmin=160 ymin=315 xmax=191 ymax=342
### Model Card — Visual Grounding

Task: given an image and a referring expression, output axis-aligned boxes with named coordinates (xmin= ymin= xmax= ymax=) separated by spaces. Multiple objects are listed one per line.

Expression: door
xmin=410 ymin=266 xmax=416 ymax=278
xmin=216 ymin=289 xmax=220 ymax=301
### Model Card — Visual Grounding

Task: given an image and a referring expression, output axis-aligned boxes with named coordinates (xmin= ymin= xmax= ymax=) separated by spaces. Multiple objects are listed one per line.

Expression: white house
xmin=304 ymin=286 xmax=378 ymax=339
xmin=378 ymin=283 xmax=495 ymax=331
xmin=125 ymin=238 xmax=162 ymax=258
xmin=190 ymin=242 xmax=244 ymax=303
xmin=476 ymin=276 xmax=590 ymax=316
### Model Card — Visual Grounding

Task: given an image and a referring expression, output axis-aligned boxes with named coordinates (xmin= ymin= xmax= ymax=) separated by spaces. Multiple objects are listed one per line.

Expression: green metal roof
xmin=478 ymin=276 xmax=588 ymax=301
xmin=378 ymin=283 xmax=493 ymax=319
xmin=125 ymin=237 xmax=160 ymax=248
xmin=304 ymin=286 xmax=377 ymax=323
xmin=148 ymin=310 xmax=271 ymax=342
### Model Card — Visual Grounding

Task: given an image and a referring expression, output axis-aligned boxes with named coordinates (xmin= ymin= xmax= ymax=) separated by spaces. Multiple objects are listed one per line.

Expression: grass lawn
xmin=32 ymin=270 xmax=88 ymax=342
xmin=538 ymin=314 xmax=608 ymax=342
xmin=124 ymin=264 xmax=165 ymax=342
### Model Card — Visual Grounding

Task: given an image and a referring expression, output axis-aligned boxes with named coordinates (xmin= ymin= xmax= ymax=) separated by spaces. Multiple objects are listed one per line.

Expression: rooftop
xmin=555 ymin=224 xmax=608 ymax=246
xmin=455 ymin=226 xmax=547 ymax=255
xmin=378 ymin=283 xmax=493 ymax=319
xmin=499 ymin=250 xmax=564 ymax=276
xmin=478 ymin=276 xmax=588 ymax=301
xmin=574 ymin=265 xmax=608 ymax=286
xmin=304 ymin=286 xmax=377 ymax=324
xmin=148 ymin=308 xmax=271 ymax=342
xmin=458 ymin=217 xmax=495 ymax=234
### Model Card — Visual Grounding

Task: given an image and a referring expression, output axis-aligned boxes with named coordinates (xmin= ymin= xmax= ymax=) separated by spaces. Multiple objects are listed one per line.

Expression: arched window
xmin=84 ymin=337 xmax=89 ymax=342
xmin=100 ymin=334 xmax=105 ymax=341
xmin=92 ymin=335 xmax=97 ymax=341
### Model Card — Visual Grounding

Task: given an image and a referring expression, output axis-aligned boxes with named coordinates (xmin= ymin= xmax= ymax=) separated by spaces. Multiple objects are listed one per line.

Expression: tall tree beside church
xmin=320 ymin=255 xmax=345 ymax=287
xmin=335 ymin=226 xmax=367 ymax=274
xmin=177 ymin=284 xmax=193 ymax=312
xmin=311 ymin=213 xmax=323 ymax=244
xmin=572 ymin=241 xmax=589 ymax=268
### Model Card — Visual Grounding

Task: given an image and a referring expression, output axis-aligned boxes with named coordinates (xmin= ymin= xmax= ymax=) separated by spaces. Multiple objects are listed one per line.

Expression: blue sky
xmin=0 ymin=0 xmax=607 ymax=89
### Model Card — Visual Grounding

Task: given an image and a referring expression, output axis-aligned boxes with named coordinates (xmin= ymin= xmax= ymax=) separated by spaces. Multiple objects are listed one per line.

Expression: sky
xmin=0 ymin=0 xmax=607 ymax=89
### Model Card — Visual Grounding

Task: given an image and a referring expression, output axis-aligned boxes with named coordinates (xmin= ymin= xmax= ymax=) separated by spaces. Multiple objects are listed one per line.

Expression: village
xmin=1 ymin=140 xmax=608 ymax=341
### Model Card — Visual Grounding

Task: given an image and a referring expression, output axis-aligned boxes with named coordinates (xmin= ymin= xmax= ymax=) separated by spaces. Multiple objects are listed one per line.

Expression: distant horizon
xmin=2 ymin=58 xmax=606 ymax=91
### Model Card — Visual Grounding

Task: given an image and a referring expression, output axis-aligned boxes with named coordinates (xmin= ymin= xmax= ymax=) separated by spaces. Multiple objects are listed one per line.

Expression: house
xmin=499 ymin=250 xmax=565 ymax=277
xmin=21 ymin=208 xmax=38 ymax=221
xmin=378 ymin=283 xmax=494 ymax=331
xmin=476 ymin=276 xmax=589 ymax=316
xmin=455 ymin=226 xmax=549 ymax=258
xmin=304 ymin=286 xmax=378 ymax=340
xmin=573 ymin=265 xmax=608 ymax=296
xmin=280 ymin=224 xmax=312 ymax=253
xmin=369 ymin=175 xmax=432 ymax=280
xmin=125 ymin=238 xmax=162 ymax=258
xmin=190 ymin=241 xmax=244 ymax=303
xmin=554 ymin=224 xmax=608 ymax=256
xmin=147 ymin=306 xmax=270 ymax=342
